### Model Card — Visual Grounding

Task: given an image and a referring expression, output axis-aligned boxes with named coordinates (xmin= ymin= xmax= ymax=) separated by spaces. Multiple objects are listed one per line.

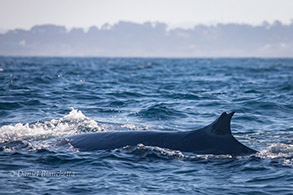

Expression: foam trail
xmin=256 ymin=143 xmax=293 ymax=166
xmin=258 ymin=143 xmax=293 ymax=158
xmin=0 ymin=108 xmax=102 ymax=143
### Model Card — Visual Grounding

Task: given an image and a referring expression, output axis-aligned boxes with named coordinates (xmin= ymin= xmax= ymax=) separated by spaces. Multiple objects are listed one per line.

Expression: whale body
xmin=64 ymin=112 xmax=257 ymax=155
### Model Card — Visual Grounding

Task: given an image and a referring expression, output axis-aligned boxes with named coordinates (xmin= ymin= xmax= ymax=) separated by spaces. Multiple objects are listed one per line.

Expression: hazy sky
xmin=0 ymin=0 xmax=293 ymax=30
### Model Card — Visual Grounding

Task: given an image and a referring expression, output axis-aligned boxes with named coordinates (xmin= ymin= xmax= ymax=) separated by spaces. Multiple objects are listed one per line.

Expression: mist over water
xmin=1 ymin=21 xmax=293 ymax=57
xmin=0 ymin=57 xmax=292 ymax=194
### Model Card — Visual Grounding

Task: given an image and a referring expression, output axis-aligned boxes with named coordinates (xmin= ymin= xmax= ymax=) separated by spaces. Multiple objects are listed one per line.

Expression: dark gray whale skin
xmin=64 ymin=112 xmax=257 ymax=156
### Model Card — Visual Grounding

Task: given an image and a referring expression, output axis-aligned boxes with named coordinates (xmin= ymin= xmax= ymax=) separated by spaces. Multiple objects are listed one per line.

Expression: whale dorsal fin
xmin=207 ymin=112 xmax=235 ymax=136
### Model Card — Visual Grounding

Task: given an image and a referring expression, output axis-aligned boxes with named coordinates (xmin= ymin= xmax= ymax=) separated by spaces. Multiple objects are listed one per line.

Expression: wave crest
xmin=0 ymin=108 xmax=102 ymax=143
xmin=256 ymin=144 xmax=293 ymax=167
xmin=258 ymin=143 xmax=293 ymax=158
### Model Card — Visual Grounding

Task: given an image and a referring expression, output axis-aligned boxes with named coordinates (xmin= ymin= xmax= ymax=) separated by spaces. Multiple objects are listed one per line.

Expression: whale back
xmin=186 ymin=112 xmax=257 ymax=155
xmin=206 ymin=111 xmax=234 ymax=136
xmin=65 ymin=111 xmax=257 ymax=155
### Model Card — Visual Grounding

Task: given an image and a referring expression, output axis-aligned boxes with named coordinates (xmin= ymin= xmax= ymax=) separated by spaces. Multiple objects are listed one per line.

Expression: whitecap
xmin=0 ymin=108 xmax=103 ymax=143
xmin=256 ymin=143 xmax=293 ymax=166
xmin=257 ymin=143 xmax=293 ymax=159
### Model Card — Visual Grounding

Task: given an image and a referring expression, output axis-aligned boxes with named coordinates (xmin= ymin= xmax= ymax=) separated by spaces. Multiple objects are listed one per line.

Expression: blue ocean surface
xmin=0 ymin=57 xmax=292 ymax=194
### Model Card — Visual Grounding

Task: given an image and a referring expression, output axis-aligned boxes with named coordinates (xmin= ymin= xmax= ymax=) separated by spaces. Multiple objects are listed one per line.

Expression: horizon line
xmin=1 ymin=55 xmax=293 ymax=59
xmin=1 ymin=19 xmax=293 ymax=32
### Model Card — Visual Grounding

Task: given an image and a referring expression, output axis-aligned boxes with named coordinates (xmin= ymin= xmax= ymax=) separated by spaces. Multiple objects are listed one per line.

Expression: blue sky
xmin=0 ymin=0 xmax=293 ymax=30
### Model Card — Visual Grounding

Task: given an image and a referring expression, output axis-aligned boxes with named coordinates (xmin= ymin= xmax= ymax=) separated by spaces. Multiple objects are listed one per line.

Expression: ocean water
xmin=0 ymin=57 xmax=292 ymax=194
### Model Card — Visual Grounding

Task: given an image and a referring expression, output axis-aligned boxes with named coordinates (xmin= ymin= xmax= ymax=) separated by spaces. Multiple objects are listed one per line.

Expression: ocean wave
xmin=0 ymin=108 xmax=102 ymax=143
xmin=137 ymin=103 xmax=186 ymax=120
xmin=257 ymin=144 xmax=293 ymax=159
xmin=115 ymin=144 xmax=236 ymax=161
xmin=0 ymin=141 xmax=31 ymax=152
xmin=120 ymin=144 xmax=186 ymax=160
xmin=1 ymin=108 xmax=292 ymax=167
xmin=113 ymin=143 xmax=293 ymax=165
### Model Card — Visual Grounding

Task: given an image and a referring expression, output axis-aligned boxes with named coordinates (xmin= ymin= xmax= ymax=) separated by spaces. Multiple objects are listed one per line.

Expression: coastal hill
xmin=1 ymin=21 xmax=292 ymax=57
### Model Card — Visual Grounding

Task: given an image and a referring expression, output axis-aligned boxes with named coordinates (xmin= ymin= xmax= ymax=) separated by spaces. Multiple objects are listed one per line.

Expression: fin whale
xmin=64 ymin=112 xmax=257 ymax=155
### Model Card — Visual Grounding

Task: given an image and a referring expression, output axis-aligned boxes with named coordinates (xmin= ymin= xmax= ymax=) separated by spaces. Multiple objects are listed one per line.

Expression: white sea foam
xmin=120 ymin=144 xmax=235 ymax=160
xmin=120 ymin=123 xmax=150 ymax=131
xmin=0 ymin=108 xmax=102 ymax=143
xmin=256 ymin=143 xmax=293 ymax=166
xmin=120 ymin=124 xmax=138 ymax=130
xmin=121 ymin=143 xmax=293 ymax=162
xmin=121 ymin=144 xmax=186 ymax=159
xmin=258 ymin=143 xmax=293 ymax=158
